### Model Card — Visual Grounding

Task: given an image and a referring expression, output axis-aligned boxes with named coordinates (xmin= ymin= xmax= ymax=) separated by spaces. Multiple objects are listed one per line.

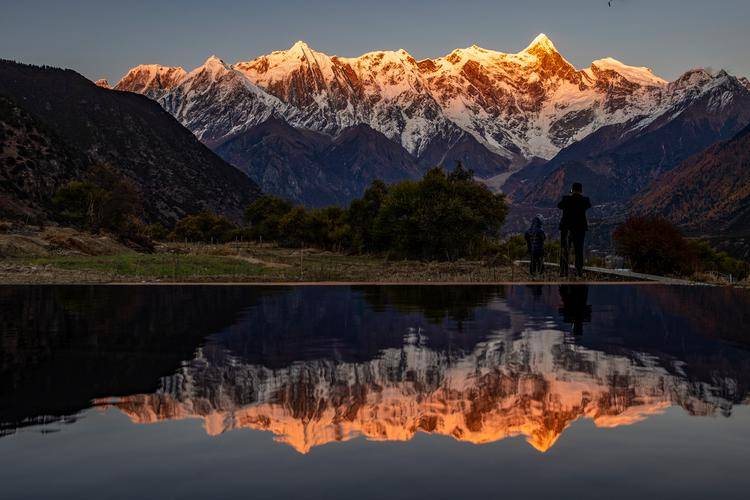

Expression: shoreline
xmin=0 ymin=280 xmax=677 ymax=286
xmin=1 ymin=230 xmax=726 ymax=286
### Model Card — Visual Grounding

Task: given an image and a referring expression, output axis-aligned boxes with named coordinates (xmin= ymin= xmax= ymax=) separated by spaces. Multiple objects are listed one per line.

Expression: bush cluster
xmin=170 ymin=213 xmax=237 ymax=244
xmin=242 ymin=165 xmax=509 ymax=260
xmin=613 ymin=216 xmax=749 ymax=279
xmin=52 ymin=164 xmax=152 ymax=250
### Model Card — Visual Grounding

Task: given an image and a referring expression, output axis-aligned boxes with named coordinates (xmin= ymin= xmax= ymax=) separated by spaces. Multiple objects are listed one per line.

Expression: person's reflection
xmin=558 ymin=285 xmax=592 ymax=335
xmin=527 ymin=284 xmax=544 ymax=299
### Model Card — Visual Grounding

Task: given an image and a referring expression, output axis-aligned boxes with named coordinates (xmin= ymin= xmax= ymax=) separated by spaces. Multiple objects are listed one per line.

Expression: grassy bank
xmin=0 ymin=228 xmax=648 ymax=284
xmin=1 ymin=240 xmax=572 ymax=283
xmin=25 ymin=253 xmax=269 ymax=280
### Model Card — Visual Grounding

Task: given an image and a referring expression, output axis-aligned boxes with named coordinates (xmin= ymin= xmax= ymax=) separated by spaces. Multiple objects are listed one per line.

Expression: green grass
xmin=27 ymin=253 xmax=268 ymax=279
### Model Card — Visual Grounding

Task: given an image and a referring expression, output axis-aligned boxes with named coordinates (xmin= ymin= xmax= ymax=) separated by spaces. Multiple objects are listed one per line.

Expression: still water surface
xmin=1 ymin=285 xmax=750 ymax=499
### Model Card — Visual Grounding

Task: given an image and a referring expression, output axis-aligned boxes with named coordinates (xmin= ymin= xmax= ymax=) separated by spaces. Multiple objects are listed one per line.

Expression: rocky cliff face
xmin=115 ymin=64 xmax=187 ymax=100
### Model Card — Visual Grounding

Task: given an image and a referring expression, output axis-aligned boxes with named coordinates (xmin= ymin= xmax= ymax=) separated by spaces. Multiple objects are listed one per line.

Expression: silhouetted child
xmin=524 ymin=215 xmax=546 ymax=276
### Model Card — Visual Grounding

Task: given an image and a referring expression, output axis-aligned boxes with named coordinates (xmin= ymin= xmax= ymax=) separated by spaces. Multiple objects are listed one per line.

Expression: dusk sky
xmin=1 ymin=0 xmax=748 ymax=83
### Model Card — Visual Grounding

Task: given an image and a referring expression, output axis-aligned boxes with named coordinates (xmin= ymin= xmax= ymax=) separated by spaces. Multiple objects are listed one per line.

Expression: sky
xmin=1 ymin=0 xmax=748 ymax=83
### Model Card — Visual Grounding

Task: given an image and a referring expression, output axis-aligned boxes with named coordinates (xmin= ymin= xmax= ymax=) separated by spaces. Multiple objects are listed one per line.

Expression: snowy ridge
xmin=157 ymin=56 xmax=291 ymax=146
xmin=627 ymin=70 xmax=747 ymax=135
xmin=587 ymin=57 xmax=666 ymax=87
xmin=113 ymin=34 xmax=746 ymax=176
xmin=114 ymin=64 xmax=187 ymax=100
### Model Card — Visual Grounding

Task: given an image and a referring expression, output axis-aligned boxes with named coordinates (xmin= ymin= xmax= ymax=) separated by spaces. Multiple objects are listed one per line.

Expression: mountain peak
xmin=202 ymin=55 xmax=228 ymax=69
xmin=205 ymin=54 xmax=223 ymax=63
xmin=288 ymin=40 xmax=313 ymax=54
xmin=523 ymin=33 xmax=558 ymax=54
xmin=670 ymin=68 xmax=715 ymax=90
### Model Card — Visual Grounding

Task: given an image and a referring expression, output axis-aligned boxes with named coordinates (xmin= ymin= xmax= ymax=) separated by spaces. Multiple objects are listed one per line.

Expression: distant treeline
xmin=49 ymin=162 xmax=749 ymax=277
xmin=171 ymin=164 xmax=509 ymax=261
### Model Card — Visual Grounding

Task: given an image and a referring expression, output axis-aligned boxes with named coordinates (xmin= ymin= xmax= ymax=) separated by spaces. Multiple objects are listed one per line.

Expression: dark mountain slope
xmin=636 ymin=123 xmax=750 ymax=235
xmin=0 ymin=60 xmax=260 ymax=224
xmin=214 ymin=117 xmax=334 ymax=206
xmin=320 ymin=123 xmax=421 ymax=193
xmin=215 ymin=118 xmax=422 ymax=206
xmin=0 ymin=96 xmax=88 ymax=220
xmin=416 ymin=128 xmax=512 ymax=178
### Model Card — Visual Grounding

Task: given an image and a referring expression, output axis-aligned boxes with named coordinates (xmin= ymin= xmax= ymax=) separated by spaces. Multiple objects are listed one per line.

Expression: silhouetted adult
xmin=557 ymin=182 xmax=591 ymax=277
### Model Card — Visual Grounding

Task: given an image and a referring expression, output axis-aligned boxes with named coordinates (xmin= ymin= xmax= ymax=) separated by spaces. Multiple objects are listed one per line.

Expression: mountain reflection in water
xmin=2 ymin=285 xmax=750 ymax=454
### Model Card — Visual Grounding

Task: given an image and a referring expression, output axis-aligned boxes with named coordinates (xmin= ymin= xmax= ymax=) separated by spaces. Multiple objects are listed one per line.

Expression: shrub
xmin=117 ymin=217 xmax=155 ymax=252
xmin=145 ymin=223 xmax=168 ymax=241
xmin=171 ymin=213 xmax=236 ymax=243
xmin=613 ymin=216 xmax=696 ymax=276
xmin=491 ymin=235 xmax=529 ymax=265
xmin=688 ymin=240 xmax=749 ymax=281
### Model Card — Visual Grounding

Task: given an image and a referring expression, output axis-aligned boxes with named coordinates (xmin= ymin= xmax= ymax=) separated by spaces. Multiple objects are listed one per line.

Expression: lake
xmin=1 ymin=284 xmax=750 ymax=499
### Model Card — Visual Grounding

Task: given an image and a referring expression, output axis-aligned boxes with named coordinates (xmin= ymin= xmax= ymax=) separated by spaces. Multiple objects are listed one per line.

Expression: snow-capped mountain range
xmin=114 ymin=34 xmax=674 ymax=162
xmin=109 ymin=34 xmax=750 ymax=207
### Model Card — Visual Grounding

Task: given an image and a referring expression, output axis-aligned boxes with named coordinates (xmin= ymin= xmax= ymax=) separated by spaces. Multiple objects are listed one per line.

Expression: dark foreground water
xmin=1 ymin=285 xmax=750 ymax=499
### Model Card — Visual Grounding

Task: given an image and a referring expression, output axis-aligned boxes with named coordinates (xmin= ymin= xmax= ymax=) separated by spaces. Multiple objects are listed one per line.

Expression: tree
xmin=171 ymin=213 xmax=236 ymax=243
xmin=309 ymin=206 xmax=349 ymax=250
xmin=52 ymin=180 xmax=103 ymax=229
xmin=84 ymin=164 xmax=141 ymax=233
xmin=346 ymin=180 xmax=388 ymax=252
xmin=278 ymin=206 xmax=312 ymax=247
xmin=244 ymin=195 xmax=293 ymax=242
xmin=372 ymin=180 xmax=421 ymax=257
xmin=613 ymin=217 xmax=696 ymax=275
xmin=374 ymin=166 xmax=508 ymax=260
xmin=52 ymin=164 xmax=144 ymax=240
